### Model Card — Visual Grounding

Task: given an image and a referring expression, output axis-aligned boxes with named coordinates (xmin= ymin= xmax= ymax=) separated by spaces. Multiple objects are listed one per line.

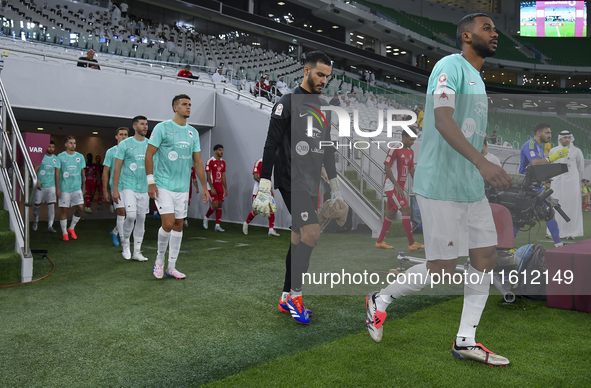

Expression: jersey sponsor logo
xmin=129 ymin=147 xmax=136 ymax=150
xmin=168 ymin=151 xmax=178 ymax=161
xmin=306 ymin=125 xmax=322 ymax=139
xmin=438 ymin=73 xmax=447 ymax=83
xmin=170 ymin=132 xmax=178 ymax=136
xmin=385 ymin=156 xmax=391 ymax=163
xmin=301 ymin=212 xmax=308 ymax=221
xmin=468 ymin=81 xmax=477 ymax=86
xmin=461 ymin=118 xmax=476 ymax=138
xmin=150 ymin=131 xmax=155 ymax=140
xmin=129 ymin=163 xmax=138 ymax=171
xmin=175 ymin=141 xmax=190 ymax=150
xmin=274 ymin=103 xmax=284 ymax=117
xmin=474 ymin=101 xmax=487 ymax=118
xmin=63 ymin=172 xmax=70 ymax=178
xmin=295 ymin=141 xmax=309 ymax=156
xmin=530 ymin=150 xmax=536 ymax=157
xmin=299 ymin=112 xmax=308 ymax=117
xmin=135 ymin=155 xmax=145 ymax=160
xmin=40 ymin=170 xmax=46 ymax=176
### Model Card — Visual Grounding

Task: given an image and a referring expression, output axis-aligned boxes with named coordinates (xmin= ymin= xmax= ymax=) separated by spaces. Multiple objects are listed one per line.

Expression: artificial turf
xmin=1 ymin=212 xmax=590 ymax=387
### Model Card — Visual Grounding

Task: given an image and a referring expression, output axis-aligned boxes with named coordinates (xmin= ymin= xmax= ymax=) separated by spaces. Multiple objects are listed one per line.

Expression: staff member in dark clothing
xmin=253 ymin=51 xmax=344 ymax=325
xmin=77 ymin=49 xmax=100 ymax=70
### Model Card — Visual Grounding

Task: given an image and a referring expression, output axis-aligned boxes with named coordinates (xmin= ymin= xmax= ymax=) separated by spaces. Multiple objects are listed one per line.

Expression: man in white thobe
xmin=548 ymin=130 xmax=585 ymax=239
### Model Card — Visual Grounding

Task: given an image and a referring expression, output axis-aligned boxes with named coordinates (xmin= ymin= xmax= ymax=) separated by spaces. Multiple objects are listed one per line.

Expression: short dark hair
xmin=303 ymin=51 xmax=332 ymax=69
xmin=213 ymin=144 xmax=223 ymax=151
xmin=49 ymin=140 xmax=55 ymax=145
xmin=402 ymin=129 xmax=416 ymax=138
xmin=534 ymin=122 xmax=550 ymax=134
xmin=172 ymin=94 xmax=190 ymax=110
xmin=132 ymin=115 xmax=147 ymax=127
xmin=456 ymin=13 xmax=490 ymax=45
xmin=64 ymin=136 xmax=75 ymax=144
xmin=184 ymin=65 xmax=190 ymax=69
xmin=492 ymin=131 xmax=497 ymax=134
xmin=116 ymin=127 xmax=129 ymax=136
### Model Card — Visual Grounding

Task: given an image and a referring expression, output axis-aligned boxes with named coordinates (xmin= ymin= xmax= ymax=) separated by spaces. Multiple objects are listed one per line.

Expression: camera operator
xmin=518 ymin=122 xmax=570 ymax=247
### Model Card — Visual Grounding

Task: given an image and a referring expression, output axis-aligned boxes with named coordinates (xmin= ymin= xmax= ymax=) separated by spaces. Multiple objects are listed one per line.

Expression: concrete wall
xmin=188 ymin=94 xmax=291 ymax=230
xmin=1 ymin=55 xmax=215 ymax=127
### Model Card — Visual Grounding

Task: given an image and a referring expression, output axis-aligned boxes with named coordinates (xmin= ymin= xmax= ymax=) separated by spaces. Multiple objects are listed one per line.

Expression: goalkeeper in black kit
xmin=253 ymin=51 xmax=345 ymax=325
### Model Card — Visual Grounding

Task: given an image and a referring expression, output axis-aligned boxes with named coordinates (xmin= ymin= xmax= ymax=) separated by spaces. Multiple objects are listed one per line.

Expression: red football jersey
xmin=84 ymin=164 xmax=97 ymax=181
xmin=384 ymin=147 xmax=414 ymax=192
xmin=253 ymin=158 xmax=262 ymax=176
xmin=206 ymin=157 xmax=226 ymax=188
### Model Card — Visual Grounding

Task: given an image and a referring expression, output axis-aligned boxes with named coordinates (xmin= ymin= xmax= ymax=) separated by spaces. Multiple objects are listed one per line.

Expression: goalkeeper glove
xmin=329 ymin=178 xmax=343 ymax=207
xmin=252 ymin=178 xmax=277 ymax=217
xmin=548 ymin=147 xmax=569 ymax=163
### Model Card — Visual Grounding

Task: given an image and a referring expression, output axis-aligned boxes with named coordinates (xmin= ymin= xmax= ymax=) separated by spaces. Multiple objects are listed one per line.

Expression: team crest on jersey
xmin=301 ymin=212 xmax=308 ymax=221
xmin=437 ymin=73 xmax=447 ymax=88
xmin=40 ymin=170 xmax=46 ymax=176
xmin=76 ymin=157 xmax=80 ymax=163
xmin=53 ymin=159 xmax=56 ymax=164
xmin=189 ymin=131 xmax=193 ymax=138
xmin=274 ymin=103 xmax=284 ymax=117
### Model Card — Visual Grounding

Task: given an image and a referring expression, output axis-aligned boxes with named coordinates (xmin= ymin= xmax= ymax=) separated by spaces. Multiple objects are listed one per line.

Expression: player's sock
xmin=47 ymin=204 xmax=55 ymax=228
xmin=378 ymin=262 xmax=431 ymax=301
xmin=112 ymin=225 xmax=118 ymax=234
xmin=283 ymin=243 xmax=296 ymax=293
xmin=33 ymin=205 xmax=41 ymax=222
xmin=84 ymin=194 xmax=92 ymax=208
xmin=291 ymin=242 xmax=314 ymax=292
xmin=456 ymin=265 xmax=491 ymax=348
xmin=167 ymin=230 xmax=183 ymax=271
xmin=377 ymin=216 xmax=393 ymax=243
xmin=375 ymin=294 xmax=393 ymax=312
xmin=205 ymin=206 xmax=214 ymax=218
xmin=97 ymin=196 xmax=102 ymax=206
xmin=290 ymin=289 xmax=302 ymax=298
xmin=245 ymin=211 xmax=256 ymax=224
xmin=269 ymin=212 xmax=275 ymax=229
xmin=281 ymin=291 xmax=289 ymax=302
xmin=215 ymin=208 xmax=222 ymax=224
xmin=133 ymin=213 xmax=146 ymax=252
xmin=546 ymin=219 xmax=562 ymax=244
xmin=157 ymin=227 xmax=170 ymax=252
xmin=117 ymin=215 xmax=125 ymax=238
xmin=123 ymin=211 xmax=137 ymax=243
xmin=69 ymin=215 xmax=80 ymax=230
xmin=60 ymin=219 xmax=67 ymax=235
xmin=402 ymin=215 xmax=415 ymax=245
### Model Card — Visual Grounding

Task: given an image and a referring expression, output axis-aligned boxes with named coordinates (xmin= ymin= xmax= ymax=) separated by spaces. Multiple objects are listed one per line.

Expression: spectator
xmin=370 ymin=71 xmax=376 ymax=86
xmin=329 ymin=94 xmax=340 ymax=106
xmin=166 ymin=36 xmax=176 ymax=53
xmin=548 ymin=131 xmax=585 ymax=239
xmin=481 ymin=140 xmax=501 ymax=167
xmin=212 ymin=68 xmax=227 ymax=83
xmin=416 ymin=104 xmax=424 ymax=129
xmin=366 ymin=95 xmax=376 ymax=108
xmin=275 ymin=75 xmax=289 ymax=94
xmin=264 ymin=74 xmax=270 ymax=87
xmin=255 ymin=76 xmax=271 ymax=100
xmin=120 ymin=0 xmax=128 ymax=18
xmin=77 ymin=50 xmax=100 ymax=70
xmin=1 ymin=1 xmax=8 ymax=13
xmin=111 ymin=4 xmax=121 ymax=24
xmin=486 ymin=130 xmax=498 ymax=145
xmin=177 ymin=65 xmax=199 ymax=80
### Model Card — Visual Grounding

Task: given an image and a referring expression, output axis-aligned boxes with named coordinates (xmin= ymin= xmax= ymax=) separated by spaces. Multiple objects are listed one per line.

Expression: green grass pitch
xmin=521 ymin=22 xmax=587 ymax=37
xmin=1 ymin=212 xmax=590 ymax=387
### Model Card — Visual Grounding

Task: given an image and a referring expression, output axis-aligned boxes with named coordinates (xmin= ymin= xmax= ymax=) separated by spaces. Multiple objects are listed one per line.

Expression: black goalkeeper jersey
xmin=261 ymin=86 xmax=337 ymax=195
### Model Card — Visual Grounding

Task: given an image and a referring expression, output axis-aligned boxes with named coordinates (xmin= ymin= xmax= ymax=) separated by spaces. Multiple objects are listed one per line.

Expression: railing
xmin=0 ymin=75 xmax=37 ymax=259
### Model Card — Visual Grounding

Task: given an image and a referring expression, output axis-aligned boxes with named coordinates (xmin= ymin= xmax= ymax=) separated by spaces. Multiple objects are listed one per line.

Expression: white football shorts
xmin=155 ymin=187 xmax=189 ymax=219
xmin=121 ymin=189 xmax=149 ymax=215
xmin=415 ymin=195 xmax=497 ymax=260
xmin=58 ymin=190 xmax=84 ymax=208
xmin=34 ymin=186 xmax=56 ymax=204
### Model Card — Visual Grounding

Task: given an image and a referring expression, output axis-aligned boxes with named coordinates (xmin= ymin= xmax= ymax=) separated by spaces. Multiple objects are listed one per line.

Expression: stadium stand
xmin=514 ymin=37 xmax=591 ymax=67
